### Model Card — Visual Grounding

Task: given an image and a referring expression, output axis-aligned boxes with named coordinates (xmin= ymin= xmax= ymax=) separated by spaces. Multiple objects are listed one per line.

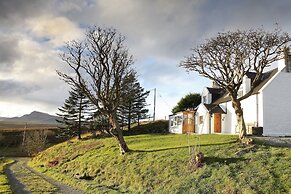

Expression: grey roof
xmin=206 ymin=87 xmax=225 ymax=102
xmin=213 ymin=68 xmax=278 ymax=104
xmin=203 ymin=104 xmax=226 ymax=114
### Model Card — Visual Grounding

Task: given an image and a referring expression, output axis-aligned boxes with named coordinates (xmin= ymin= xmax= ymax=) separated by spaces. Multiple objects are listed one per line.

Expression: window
xmin=183 ymin=114 xmax=187 ymax=125
xmin=177 ymin=116 xmax=182 ymax=125
xmin=199 ymin=116 xmax=203 ymax=124
xmin=170 ymin=118 xmax=174 ymax=127
xmin=188 ymin=114 xmax=193 ymax=124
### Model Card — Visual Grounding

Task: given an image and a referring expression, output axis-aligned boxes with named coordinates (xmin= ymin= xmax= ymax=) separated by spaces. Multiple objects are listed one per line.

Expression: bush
xmin=124 ymin=120 xmax=169 ymax=135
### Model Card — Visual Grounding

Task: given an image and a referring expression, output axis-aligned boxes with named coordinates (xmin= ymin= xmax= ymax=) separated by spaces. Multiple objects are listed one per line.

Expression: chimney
xmin=212 ymin=81 xmax=219 ymax=88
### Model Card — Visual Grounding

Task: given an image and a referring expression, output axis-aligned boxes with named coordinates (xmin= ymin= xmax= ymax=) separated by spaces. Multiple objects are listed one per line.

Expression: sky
xmin=1 ymin=0 xmax=291 ymax=118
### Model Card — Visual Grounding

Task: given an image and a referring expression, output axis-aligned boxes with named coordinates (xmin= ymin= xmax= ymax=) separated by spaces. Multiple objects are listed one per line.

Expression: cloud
xmin=1 ymin=0 xmax=291 ymax=118
xmin=0 ymin=0 xmax=51 ymax=27
xmin=0 ymin=34 xmax=20 ymax=71
xmin=0 ymin=79 xmax=39 ymax=97
xmin=27 ymin=15 xmax=84 ymax=47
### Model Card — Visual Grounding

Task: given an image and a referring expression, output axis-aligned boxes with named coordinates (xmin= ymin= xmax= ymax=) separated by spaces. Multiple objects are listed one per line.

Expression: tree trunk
xmin=128 ymin=103 xmax=132 ymax=130
xmin=128 ymin=112 xmax=131 ymax=131
xmin=109 ymin=112 xmax=129 ymax=154
xmin=77 ymin=97 xmax=83 ymax=140
xmin=231 ymin=98 xmax=247 ymax=140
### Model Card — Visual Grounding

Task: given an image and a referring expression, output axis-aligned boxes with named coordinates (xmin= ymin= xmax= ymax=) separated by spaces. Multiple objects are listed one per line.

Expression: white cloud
xmin=26 ymin=15 xmax=84 ymax=47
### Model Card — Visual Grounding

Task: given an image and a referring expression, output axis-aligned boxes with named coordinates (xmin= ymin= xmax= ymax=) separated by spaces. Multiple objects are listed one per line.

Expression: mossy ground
xmin=29 ymin=134 xmax=291 ymax=193
xmin=0 ymin=158 xmax=13 ymax=193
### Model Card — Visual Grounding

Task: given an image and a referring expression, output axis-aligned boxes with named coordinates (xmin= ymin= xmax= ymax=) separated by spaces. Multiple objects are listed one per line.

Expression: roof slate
xmin=212 ymin=68 xmax=278 ymax=105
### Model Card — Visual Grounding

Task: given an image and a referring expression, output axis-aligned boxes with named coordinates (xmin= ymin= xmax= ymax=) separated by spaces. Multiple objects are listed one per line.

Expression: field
xmin=0 ymin=120 xmax=57 ymax=131
xmin=29 ymin=134 xmax=291 ymax=193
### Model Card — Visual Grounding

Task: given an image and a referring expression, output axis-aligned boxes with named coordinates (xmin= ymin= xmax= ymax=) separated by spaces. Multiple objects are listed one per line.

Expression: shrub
xmin=124 ymin=120 xmax=169 ymax=135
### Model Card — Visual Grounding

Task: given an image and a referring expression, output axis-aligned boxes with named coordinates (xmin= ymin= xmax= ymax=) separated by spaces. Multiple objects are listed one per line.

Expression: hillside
xmin=2 ymin=111 xmax=59 ymax=125
xmin=29 ymin=134 xmax=291 ymax=193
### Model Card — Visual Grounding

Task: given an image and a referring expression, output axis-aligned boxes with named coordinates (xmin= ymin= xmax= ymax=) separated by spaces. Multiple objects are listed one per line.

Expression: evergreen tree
xmin=119 ymin=73 xmax=149 ymax=130
xmin=56 ymin=86 xmax=94 ymax=139
xmin=172 ymin=93 xmax=201 ymax=114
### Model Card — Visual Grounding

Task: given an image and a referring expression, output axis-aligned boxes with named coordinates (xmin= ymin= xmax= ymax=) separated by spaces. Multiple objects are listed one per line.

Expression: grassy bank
xmin=0 ymin=158 xmax=13 ymax=193
xmin=29 ymin=134 xmax=291 ymax=193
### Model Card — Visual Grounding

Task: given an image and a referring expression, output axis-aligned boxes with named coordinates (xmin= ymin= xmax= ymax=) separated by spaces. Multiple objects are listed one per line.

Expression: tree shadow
xmin=205 ymin=156 xmax=247 ymax=165
xmin=130 ymin=140 xmax=237 ymax=153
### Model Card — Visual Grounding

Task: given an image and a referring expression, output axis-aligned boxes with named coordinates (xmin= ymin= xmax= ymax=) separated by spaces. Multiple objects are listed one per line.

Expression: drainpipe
xmin=256 ymin=93 xmax=259 ymax=127
xmin=209 ymin=113 xmax=212 ymax=134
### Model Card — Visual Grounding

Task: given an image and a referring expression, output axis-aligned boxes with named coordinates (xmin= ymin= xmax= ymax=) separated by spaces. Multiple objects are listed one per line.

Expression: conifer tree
xmin=119 ymin=73 xmax=149 ymax=130
xmin=57 ymin=86 xmax=94 ymax=139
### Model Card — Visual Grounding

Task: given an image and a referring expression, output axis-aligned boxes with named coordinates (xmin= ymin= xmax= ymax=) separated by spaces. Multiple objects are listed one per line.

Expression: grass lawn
xmin=29 ymin=134 xmax=291 ymax=193
xmin=0 ymin=158 xmax=13 ymax=193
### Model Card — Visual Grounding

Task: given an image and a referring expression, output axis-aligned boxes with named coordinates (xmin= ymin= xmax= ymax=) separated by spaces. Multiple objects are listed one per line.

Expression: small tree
xmin=22 ymin=130 xmax=47 ymax=156
xmin=172 ymin=93 xmax=201 ymax=114
xmin=57 ymin=26 xmax=135 ymax=154
xmin=181 ymin=28 xmax=290 ymax=140
xmin=57 ymin=86 xmax=93 ymax=139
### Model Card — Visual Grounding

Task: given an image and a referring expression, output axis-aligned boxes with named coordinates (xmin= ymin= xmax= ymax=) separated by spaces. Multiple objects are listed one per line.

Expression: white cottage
xmin=195 ymin=54 xmax=291 ymax=136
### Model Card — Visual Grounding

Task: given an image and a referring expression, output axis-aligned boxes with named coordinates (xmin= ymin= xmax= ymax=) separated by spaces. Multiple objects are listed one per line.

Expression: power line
xmin=157 ymin=92 xmax=171 ymax=110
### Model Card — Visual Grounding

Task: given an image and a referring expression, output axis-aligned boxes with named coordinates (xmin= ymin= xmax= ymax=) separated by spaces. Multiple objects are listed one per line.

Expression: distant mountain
xmin=0 ymin=117 xmax=8 ymax=121
xmin=4 ymin=111 xmax=59 ymax=125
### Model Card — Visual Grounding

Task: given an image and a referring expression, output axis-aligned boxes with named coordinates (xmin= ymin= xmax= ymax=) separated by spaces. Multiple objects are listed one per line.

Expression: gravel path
xmin=253 ymin=136 xmax=291 ymax=147
xmin=5 ymin=158 xmax=85 ymax=194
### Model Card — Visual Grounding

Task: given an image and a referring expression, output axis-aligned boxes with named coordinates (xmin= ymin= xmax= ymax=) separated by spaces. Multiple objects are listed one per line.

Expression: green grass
xmin=29 ymin=134 xmax=291 ymax=193
xmin=0 ymin=158 xmax=13 ymax=193
xmin=8 ymin=158 xmax=58 ymax=193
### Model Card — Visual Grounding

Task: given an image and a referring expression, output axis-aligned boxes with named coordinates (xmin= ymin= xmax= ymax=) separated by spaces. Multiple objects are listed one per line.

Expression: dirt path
xmin=5 ymin=158 xmax=85 ymax=194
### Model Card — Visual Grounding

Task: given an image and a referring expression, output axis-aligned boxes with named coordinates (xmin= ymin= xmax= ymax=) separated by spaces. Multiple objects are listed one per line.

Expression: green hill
xmin=29 ymin=134 xmax=291 ymax=193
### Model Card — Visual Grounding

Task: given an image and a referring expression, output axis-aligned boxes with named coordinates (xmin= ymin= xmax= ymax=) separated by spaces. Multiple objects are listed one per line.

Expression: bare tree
xmin=181 ymin=28 xmax=290 ymax=140
xmin=22 ymin=130 xmax=47 ymax=156
xmin=57 ymin=26 xmax=135 ymax=154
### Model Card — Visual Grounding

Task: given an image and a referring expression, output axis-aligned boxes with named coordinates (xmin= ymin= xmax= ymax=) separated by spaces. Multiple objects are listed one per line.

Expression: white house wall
xmin=241 ymin=95 xmax=259 ymax=128
xmin=261 ymin=68 xmax=291 ymax=136
xmin=195 ymin=104 xmax=210 ymax=134
xmin=219 ymin=102 xmax=235 ymax=134
xmin=202 ymin=88 xmax=212 ymax=104
xmin=219 ymin=95 xmax=261 ymax=135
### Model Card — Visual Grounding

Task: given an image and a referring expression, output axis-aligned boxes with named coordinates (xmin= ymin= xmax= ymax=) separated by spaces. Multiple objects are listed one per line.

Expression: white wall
xmin=195 ymin=104 xmax=210 ymax=134
xmin=201 ymin=88 xmax=212 ymax=104
xmin=241 ymin=95 xmax=258 ymax=128
xmin=219 ymin=95 xmax=259 ymax=135
xmin=243 ymin=76 xmax=251 ymax=95
xmin=262 ymin=68 xmax=291 ymax=136
xmin=220 ymin=102 xmax=237 ymax=134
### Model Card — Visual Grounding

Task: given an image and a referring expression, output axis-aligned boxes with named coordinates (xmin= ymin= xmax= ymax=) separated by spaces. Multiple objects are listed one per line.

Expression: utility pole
xmin=153 ymin=88 xmax=156 ymax=122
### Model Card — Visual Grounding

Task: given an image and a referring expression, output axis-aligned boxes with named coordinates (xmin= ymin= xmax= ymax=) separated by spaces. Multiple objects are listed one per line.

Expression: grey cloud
xmin=0 ymin=79 xmax=40 ymax=98
xmin=0 ymin=36 xmax=20 ymax=71
xmin=0 ymin=0 xmax=51 ymax=26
